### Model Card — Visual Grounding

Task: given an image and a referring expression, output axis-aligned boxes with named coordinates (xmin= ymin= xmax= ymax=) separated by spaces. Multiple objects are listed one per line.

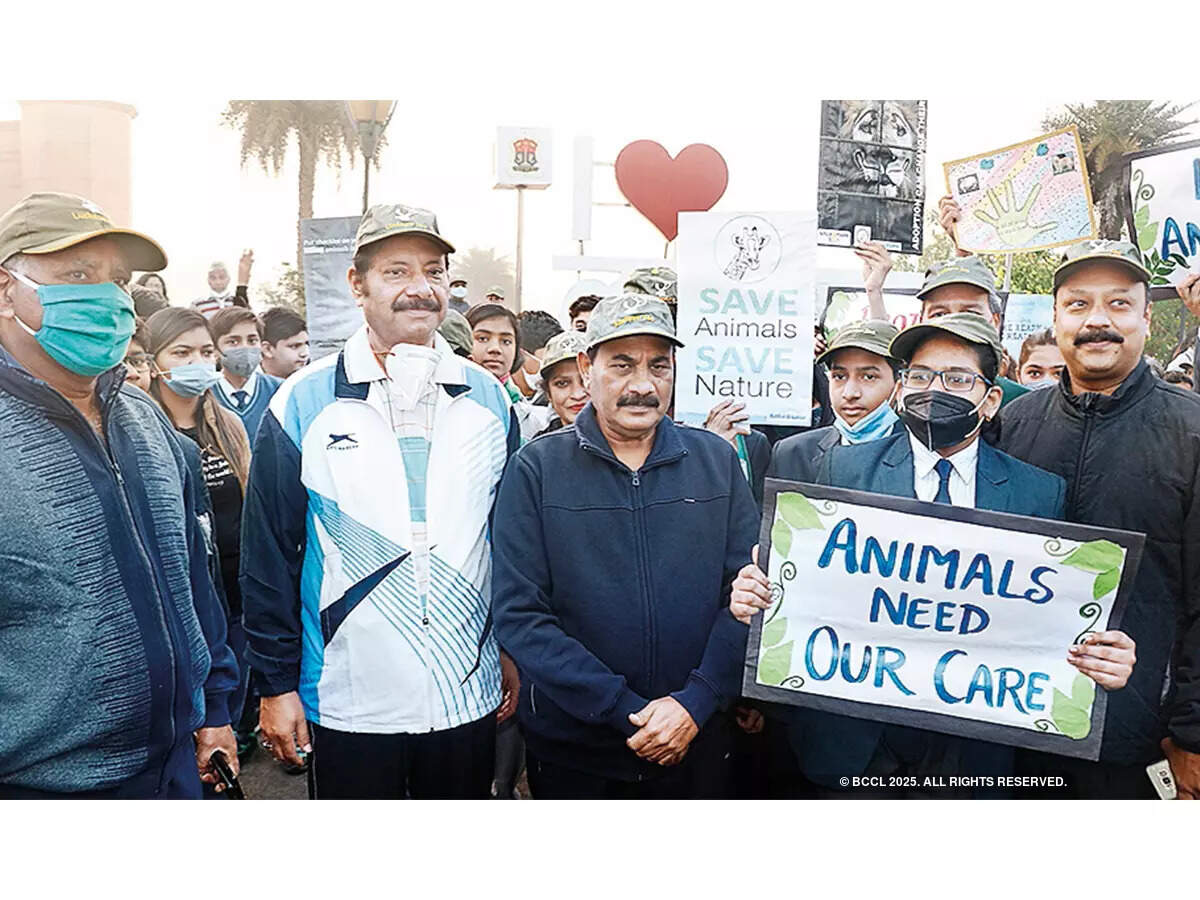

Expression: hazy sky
xmin=2 ymin=96 xmax=1194 ymax=320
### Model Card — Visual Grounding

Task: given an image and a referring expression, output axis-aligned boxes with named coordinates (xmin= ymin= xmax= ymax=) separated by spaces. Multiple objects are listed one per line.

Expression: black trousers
xmin=308 ymin=714 xmax=497 ymax=800
xmin=526 ymin=720 xmax=733 ymax=800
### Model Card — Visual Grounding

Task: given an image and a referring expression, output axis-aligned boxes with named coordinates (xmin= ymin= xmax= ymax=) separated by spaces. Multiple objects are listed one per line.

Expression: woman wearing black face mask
xmin=740 ymin=313 xmax=1136 ymax=800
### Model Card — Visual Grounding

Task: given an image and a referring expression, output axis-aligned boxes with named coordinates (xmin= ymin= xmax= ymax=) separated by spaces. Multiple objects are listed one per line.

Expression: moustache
xmin=391 ymin=296 xmax=441 ymax=313
xmin=617 ymin=394 xmax=660 ymax=409
xmin=1074 ymin=329 xmax=1124 ymax=346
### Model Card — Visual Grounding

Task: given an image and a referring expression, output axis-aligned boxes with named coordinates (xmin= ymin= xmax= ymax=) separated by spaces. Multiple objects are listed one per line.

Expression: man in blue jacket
xmin=0 ymin=192 xmax=239 ymax=799
xmin=493 ymin=293 xmax=760 ymax=798
xmin=734 ymin=314 xmax=1135 ymax=797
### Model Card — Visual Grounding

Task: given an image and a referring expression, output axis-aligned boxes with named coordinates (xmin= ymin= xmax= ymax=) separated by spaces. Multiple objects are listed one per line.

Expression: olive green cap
xmin=916 ymin=255 xmax=999 ymax=305
xmin=538 ymin=330 xmax=589 ymax=375
xmin=1053 ymin=239 xmax=1151 ymax=292
xmin=889 ymin=312 xmax=1004 ymax=374
xmin=0 ymin=192 xmax=167 ymax=271
xmin=355 ymin=202 xmax=455 ymax=255
xmin=623 ymin=266 xmax=677 ymax=304
xmin=437 ymin=308 xmax=473 ymax=356
xmin=817 ymin=319 xmax=901 ymax=367
xmin=584 ymin=292 xmax=684 ymax=351
xmin=485 ymin=285 xmax=505 ymax=298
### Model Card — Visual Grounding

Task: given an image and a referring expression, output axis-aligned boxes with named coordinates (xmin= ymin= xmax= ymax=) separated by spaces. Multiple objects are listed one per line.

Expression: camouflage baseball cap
xmin=485 ymin=285 xmax=505 ymax=298
xmin=889 ymin=312 xmax=1004 ymax=375
xmin=355 ymin=202 xmax=455 ymax=255
xmin=817 ymin=319 xmax=901 ymax=367
xmin=585 ymin=292 xmax=684 ymax=351
xmin=0 ymin=192 xmax=167 ymax=271
xmin=1053 ymin=239 xmax=1151 ymax=292
xmin=623 ymin=266 xmax=677 ymax=304
xmin=538 ymin=330 xmax=589 ymax=376
xmin=916 ymin=255 xmax=1000 ymax=305
xmin=437 ymin=308 xmax=473 ymax=356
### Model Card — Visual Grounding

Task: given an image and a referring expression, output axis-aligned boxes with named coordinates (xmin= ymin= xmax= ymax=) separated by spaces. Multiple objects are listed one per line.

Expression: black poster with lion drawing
xmin=817 ymin=100 xmax=927 ymax=255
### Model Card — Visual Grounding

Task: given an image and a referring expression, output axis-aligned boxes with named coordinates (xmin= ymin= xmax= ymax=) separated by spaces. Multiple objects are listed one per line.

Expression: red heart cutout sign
xmin=615 ymin=141 xmax=728 ymax=242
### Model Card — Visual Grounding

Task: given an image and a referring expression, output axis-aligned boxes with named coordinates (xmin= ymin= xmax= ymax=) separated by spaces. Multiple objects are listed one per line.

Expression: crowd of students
xmin=0 ymin=187 xmax=1198 ymax=801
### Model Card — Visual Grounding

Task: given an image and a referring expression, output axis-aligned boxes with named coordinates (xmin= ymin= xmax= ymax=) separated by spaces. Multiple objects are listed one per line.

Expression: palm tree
xmin=1041 ymin=101 xmax=1196 ymax=240
xmin=450 ymin=247 xmax=516 ymax=307
xmin=221 ymin=101 xmax=369 ymax=274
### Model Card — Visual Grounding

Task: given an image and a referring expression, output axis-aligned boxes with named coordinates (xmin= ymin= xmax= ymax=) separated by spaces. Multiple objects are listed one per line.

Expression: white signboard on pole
xmin=676 ymin=211 xmax=816 ymax=427
xmin=495 ymin=126 xmax=553 ymax=189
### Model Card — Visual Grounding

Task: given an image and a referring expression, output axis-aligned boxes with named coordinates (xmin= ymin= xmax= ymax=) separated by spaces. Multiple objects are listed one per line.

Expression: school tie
xmin=233 ymin=390 xmax=249 ymax=411
xmin=933 ymin=458 xmax=953 ymax=505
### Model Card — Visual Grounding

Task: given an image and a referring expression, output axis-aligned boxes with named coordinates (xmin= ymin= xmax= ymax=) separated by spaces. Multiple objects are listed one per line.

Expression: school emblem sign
xmin=496 ymin=126 xmax=552 ymax=189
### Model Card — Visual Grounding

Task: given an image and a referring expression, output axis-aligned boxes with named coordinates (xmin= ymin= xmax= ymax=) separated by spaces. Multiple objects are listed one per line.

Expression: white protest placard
xmin=1000 ymin=294 xmax=1054 ymax=361
xmin=1127 ymin=139 xmax=1200 ymax=289
xmin=744 ymin=481 xmax=1144 ymax=760
xmin=820 ymin=285 xmax=923 ymax=338
xmin=676 ymin=211 xmax=815 ymax=427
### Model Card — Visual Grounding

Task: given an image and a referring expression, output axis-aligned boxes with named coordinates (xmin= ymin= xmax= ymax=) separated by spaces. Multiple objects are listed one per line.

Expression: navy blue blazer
xmin=768 ymin=421 xmax=906 ymax=486
xmin=789 ymin=430 xmax=1067 ymax=787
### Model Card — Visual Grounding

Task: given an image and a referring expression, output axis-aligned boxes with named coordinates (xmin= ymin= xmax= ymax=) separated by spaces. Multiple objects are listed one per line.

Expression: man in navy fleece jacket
xmin=492 ymin=293 xmax=759 ymax=798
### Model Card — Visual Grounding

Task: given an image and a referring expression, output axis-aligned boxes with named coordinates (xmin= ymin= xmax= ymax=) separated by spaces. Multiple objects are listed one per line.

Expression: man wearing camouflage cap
xmin=769 ymin=319 xmax=904 ymax=484
xmin=731 ymin=313 xmax=1136 ymax=798
xmin=624 ymin=265 xmax=678 ymax=306
xmin=998 ymin=239 xmax=1200 ymax=798
xmin=242 ymin=202 xmax=521 ymax=799
xmin=864 ymin=209 xmax=1028 ymax=407
xmin=0 ymin=192 xmax=239 ymax=798
xmin=493 ymin=292 xmax=759 ymax=798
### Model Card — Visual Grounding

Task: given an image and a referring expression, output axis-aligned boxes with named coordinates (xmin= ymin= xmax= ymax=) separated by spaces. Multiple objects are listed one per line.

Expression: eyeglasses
xmin=123 ymin=353 xmax=154 ymax=371
xmin=899 ymin=367 xmax=991 ymax=392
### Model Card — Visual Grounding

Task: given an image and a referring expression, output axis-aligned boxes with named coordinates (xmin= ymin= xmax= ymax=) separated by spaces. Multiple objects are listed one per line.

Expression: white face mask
xmin=449 ymin=286 xmax=468 ymax=299
xmin=384 ymin=344 xmax=440 ymax=411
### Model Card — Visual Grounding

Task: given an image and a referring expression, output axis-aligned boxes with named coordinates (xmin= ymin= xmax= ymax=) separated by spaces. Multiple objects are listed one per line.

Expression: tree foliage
xmin=254 ymin=263 xmax=306 ymax=318
xmin=1041 ymin=101 xmax=1196 ymax=239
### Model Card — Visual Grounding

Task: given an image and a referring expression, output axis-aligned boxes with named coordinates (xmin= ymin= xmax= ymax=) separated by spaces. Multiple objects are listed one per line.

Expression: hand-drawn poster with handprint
xmin=1125 ymin=139 xmax=1200 ymax=292
xmin=944 ymin=127 xmax=1098 ymax=254
xmin=817 ymin=100 xmax=927 ymax=255
xmin=675 ymin=210 xmax=815 ymax=427
xmin=744 ymin=480 xmax=1144 ymax=759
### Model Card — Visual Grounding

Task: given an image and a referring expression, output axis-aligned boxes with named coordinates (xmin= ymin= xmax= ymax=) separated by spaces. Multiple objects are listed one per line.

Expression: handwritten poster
xmin=675 ymin=211 xmax=815 ymax=426
xmin=1126 ymin=139 xmax=1200 ymax=289
xmin=744 ymin=481 xmax=1144 ymax=760
xmin=944 ymin=127 xmax=1098 ymax=254
xmin=1000 ymin=294 xmax=1054 ymax=361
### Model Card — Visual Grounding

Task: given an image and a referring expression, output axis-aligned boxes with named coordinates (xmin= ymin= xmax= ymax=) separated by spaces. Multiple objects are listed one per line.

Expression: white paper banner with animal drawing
xmin=944 ymin=126 xmax=1098 ymax=254
xmin=674 ymin=211 xmax=816 ymax=427
xmin=1126 ymin=139 xmax=1200 ymax=290
xmin=743 ymin=481 xmax=1145 ymax=760
xmin=817 ymin=100 xmax=927 ymax=255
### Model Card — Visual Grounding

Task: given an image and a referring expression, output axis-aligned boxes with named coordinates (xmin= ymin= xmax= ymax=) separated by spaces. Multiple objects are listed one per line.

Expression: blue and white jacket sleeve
xmin=240 ymin=408 xmax=309 ymax=697
xmin=669 ymin=446 xmax=757 ymax=727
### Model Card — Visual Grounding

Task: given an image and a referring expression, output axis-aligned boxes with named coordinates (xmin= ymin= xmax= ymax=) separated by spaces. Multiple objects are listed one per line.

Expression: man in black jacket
xmin=997 ymin=240 xmax=1200 ymax=799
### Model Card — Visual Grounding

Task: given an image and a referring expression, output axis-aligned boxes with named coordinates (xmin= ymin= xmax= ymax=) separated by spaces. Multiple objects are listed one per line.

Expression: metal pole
xmin=514 ymin=186 xmax=525 ymax=313
xmin=362 ymin=158 xmax=371 ymax=214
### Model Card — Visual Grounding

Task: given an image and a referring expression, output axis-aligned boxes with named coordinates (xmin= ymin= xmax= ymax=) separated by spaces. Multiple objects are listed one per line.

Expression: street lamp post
xmin=345 ymin=100 xmax=396 ymax=213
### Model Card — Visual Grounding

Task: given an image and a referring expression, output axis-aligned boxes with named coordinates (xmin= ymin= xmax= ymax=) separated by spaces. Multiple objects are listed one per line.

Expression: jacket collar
xmin=0 ymin=342 xmax=126 ymax=421
xmin=336 ymin=325 xmax=470 ymax=401
xmin=573 ymin=403 xmax=688 ymax=472
xmin=1057 ymin=359 xmax=1155 ymax=415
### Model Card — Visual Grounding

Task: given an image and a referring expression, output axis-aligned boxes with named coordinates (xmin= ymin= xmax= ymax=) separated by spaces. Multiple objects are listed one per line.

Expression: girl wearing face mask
xmin=146 ymin=308 xmax=253 ymax=735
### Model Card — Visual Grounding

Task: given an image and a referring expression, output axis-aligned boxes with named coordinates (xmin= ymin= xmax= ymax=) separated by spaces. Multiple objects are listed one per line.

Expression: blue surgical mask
xmin=1025 ymin=378 xmax=1056 ymax=391
xmin=5 ymin=268 xmax=136 ymax=377
xmin=834 ymin=400 xmax=899 ymax=444
xmin=221 ymin=346 xmax=261 ymax=378
xmin=161 ymin=362 xmax=222 ymax=398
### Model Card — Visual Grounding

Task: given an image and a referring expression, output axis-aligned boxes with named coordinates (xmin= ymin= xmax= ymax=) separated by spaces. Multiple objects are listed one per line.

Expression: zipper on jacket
xmin=629 ymin=468 xmax=657 ymax=697
xmin=1070 ymin=394 xmax=1097 ymax=518
xmin=59 ymin=379 xmax=181 ymax=790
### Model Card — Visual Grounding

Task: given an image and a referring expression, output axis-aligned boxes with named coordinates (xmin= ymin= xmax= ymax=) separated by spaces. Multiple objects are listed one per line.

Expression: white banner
xmin=746 ymin=482 xmax=1144 ymax=759
xmin=1128 ymin=140 xmax=1200 ymax=288
xmin=676 ymin=211 xmax=815 ymax=427
xmin=1000 ymin=294 xmax=1054 ymax=361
